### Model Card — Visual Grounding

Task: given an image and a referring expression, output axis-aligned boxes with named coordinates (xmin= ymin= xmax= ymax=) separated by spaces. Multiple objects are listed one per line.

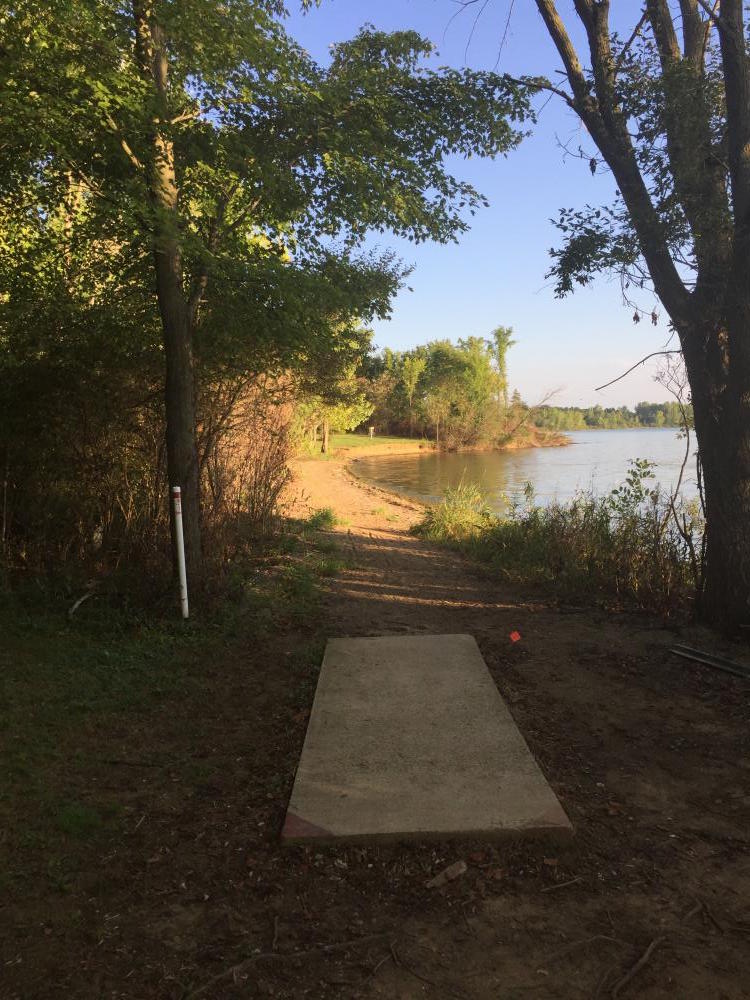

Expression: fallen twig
xmin=68 ymin=590 xmax=95 ymax=619
xmin=546 ymin=934 xmax=617 ymax=964
xmin=610 ymin=936 xmax=664 ymax=998
xmin=682 ymin=900 xmax=702 ymax=923
xmin=594 ymin=963 xmax=618 ymax=998
xmin=362 ymin=951 xmax=392 ymax=985
xmin=702 ymin=900 xmax=724 ymax=933
xmin=541 ymin=876 xmax=584 ymax=893
xmin=185 ymin=932 xmax=391 ymax=999
xmin=102 ymin=758 xmax=165 ymax=768
xmin=390 ymin=943 xmax=437 ymax=988
xmin=670 ymin=644 xmax=750 ymax=680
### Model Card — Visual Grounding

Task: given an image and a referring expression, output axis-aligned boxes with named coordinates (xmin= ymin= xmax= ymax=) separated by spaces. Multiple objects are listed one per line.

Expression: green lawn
xmin=302 ymin=432 xmax=428 ymax=458
xmin=0 ymin=510 xmax=338 ymax=896
xmin=332 ymin=432 xmax=416 ymax=448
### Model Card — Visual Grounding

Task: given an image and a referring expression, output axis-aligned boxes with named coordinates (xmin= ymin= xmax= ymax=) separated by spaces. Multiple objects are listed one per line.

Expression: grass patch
xmin=330 ymin=433 xmax=418 ymax=451
xmin=55 ymin=801 xmax=104 ymax=839
xmin=314 ymin=556 xmax=344 ymax=577
xmin=305 ymin=507 xmax=337 ymax=530
xmin=298 ymin=433 xmax=424 ymax=460
xmin=0 ymin=515 xmax=337 ymax=895
xmin=418 ymin=481 xmax=493 ymax=543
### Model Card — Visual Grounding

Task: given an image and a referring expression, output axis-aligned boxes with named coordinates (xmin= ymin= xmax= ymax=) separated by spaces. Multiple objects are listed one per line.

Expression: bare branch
xmin=506 ymin=74 xmax=574 ymax=109
xmin=595 ymin=350 xmax=682 ymax=391
xmin=715 ymin=0 xmax=750 ymax=232
xmin=695 ymin=0 xmax=729 ymax=32
xmin=103 ymin=112 xmax=143 ymax=172
xmin=614 ymin=10 xmax=649 ymax=77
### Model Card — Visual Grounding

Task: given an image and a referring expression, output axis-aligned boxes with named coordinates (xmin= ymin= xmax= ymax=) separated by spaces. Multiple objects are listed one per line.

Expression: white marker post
xmin=171 ymin=486 xmax=189 ymax=620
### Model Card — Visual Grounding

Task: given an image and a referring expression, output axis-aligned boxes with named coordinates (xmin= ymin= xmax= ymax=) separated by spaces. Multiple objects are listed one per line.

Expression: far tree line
xmin=534 ymin=400 xmax=691 ymax=431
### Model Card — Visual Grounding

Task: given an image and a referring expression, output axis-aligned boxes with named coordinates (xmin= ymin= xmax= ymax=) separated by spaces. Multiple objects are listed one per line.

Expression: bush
xmin=418 ymin=481 xmax=493 ymax=542
xmin=305 ymin=507 xmax=337 ymax=531
xmin=417 ymin=461 xmax=703 ymax=615
xmin=200 ymin=378 xmax=294 ymax=558
xmin=0 ymin=369 xmax=296 ymax=602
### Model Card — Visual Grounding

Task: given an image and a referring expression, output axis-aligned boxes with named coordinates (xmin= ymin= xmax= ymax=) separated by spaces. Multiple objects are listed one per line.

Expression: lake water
xmin=352 ymin=429 xmax=698 ymax=511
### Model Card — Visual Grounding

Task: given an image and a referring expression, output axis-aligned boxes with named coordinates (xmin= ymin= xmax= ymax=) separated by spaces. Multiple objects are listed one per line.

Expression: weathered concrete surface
xmin=282 ymin=635 xmax=571 ymax=843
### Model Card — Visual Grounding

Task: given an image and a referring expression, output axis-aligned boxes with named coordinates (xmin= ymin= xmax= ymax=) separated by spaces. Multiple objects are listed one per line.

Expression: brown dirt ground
xmin=4 ymin=449 xmax=750 ymax=1000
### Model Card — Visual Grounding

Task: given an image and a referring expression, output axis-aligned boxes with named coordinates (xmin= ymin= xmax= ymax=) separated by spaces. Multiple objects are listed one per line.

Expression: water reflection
xmin=352 ymin=429 xmax=697 ymax=513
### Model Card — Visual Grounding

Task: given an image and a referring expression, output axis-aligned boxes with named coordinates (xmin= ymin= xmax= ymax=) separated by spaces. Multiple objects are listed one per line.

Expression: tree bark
xmin=133 ymin=3 xmax=202 ymax=582
xmin=688 ymin=316 xmax=750 ymax=628
xmin=321 ymin=419 xmax=330 ymax=454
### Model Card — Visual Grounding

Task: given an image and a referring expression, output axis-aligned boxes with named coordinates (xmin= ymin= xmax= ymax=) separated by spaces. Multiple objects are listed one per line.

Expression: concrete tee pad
xmin=282 ymin=635 xmax=572 ymax=843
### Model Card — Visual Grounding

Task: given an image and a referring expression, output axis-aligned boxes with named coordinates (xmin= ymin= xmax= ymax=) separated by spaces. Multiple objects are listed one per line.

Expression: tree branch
xmin=533 ymin=0 xmax=691 ymax=325
xmin=694 ymin=0 xmax=728 ymax=32
xmin=677 ymin=0 xmax=704 ymax=62
xmin=506 ymin=74 xmax=574 ymax=109
xmin=715 ymin=0 xmax=750 ymax=235
xmin=103 ymin=112 xmax=144 ymax=172
xmin=595 ymin=350 xmax=682 ymax=391
xmin=614 ymin=10 xmax=649 ymax=77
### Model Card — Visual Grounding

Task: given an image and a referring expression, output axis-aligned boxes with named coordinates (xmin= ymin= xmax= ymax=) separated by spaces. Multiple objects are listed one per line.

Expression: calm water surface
xmin=353 ymin=429 xmax=697 ymax=512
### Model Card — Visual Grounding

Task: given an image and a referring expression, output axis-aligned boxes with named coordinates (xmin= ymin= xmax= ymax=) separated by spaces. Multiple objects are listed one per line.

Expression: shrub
xmin=305 ymin=507 xmax=337 ymax=531
xmin=200 ymin=377 xmax=294 ymax=557
xmin=418 ymin=481 xmax=494 ymax=542
xmin=417 ymin=461 xmax=703 ymax=615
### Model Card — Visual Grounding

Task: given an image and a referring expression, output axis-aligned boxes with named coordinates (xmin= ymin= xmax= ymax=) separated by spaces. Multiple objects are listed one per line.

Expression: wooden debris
xmin=610 ymin=936 xmax=664 ymax=998
xmin=541 ymin=875 xmax=584 ymax=893
xmin=425 ymin=860 xmax=467 ymax=888
xmin=670 ymin=644 xmax=750 ymax=680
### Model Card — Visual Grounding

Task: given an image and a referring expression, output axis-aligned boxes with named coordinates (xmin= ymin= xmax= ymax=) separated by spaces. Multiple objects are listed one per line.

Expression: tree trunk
xmin=134 ymin=5 xmax=202 ymax=582
xmin=321 ymin=419 xmax=330 ymax=454
xmin=156 ymin=234 xmax=202 ymax=581
xmin=686 ymin=304 xmax=750 ymax=631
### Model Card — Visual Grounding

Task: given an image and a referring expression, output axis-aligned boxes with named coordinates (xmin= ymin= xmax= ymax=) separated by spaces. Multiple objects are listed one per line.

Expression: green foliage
xmin=490 ymin=326 xmax=516 ymax=411
xmin=366 ymin=334 xmax=509 ymax=446
xmin=305 ymin=507 xmax=337 ymax=531
xmin=536 ymin=23 xmax=728 ymax=300
xmin=418 ymin=461 xmax=703 ymax=615
xmin=418 ymin=481 xmax=493 ymax=542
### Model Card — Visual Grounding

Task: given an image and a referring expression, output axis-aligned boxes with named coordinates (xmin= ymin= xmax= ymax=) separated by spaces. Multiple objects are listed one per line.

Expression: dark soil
xmin=3 ymin=454 xmax=750 ymax=999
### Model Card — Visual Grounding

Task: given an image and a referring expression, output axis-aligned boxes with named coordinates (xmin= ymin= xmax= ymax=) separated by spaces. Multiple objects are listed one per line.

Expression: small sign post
xmin=171 ymin=486 xmax=189 ymax=620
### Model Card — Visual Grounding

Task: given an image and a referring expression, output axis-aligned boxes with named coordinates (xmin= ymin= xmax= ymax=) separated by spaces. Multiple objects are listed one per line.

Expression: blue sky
xmin=284 ymin=1 xmax=675 ymax=407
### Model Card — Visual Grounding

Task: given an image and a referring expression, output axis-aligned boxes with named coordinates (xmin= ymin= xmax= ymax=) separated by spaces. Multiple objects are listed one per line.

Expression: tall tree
xmin=3 ymin=2 xmax=528 ymax=585
xmin=516 ymin=0 xmax=750 ymax=630
xmin=490 ymin=325 xmax=516 ymax=412
xmin=400 ymin=354 xmax=427 ymax=435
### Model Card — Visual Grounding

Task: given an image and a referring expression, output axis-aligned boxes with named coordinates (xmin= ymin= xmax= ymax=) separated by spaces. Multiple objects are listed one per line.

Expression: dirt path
xmin=289 ymin=453 xmax=750 ymax=999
